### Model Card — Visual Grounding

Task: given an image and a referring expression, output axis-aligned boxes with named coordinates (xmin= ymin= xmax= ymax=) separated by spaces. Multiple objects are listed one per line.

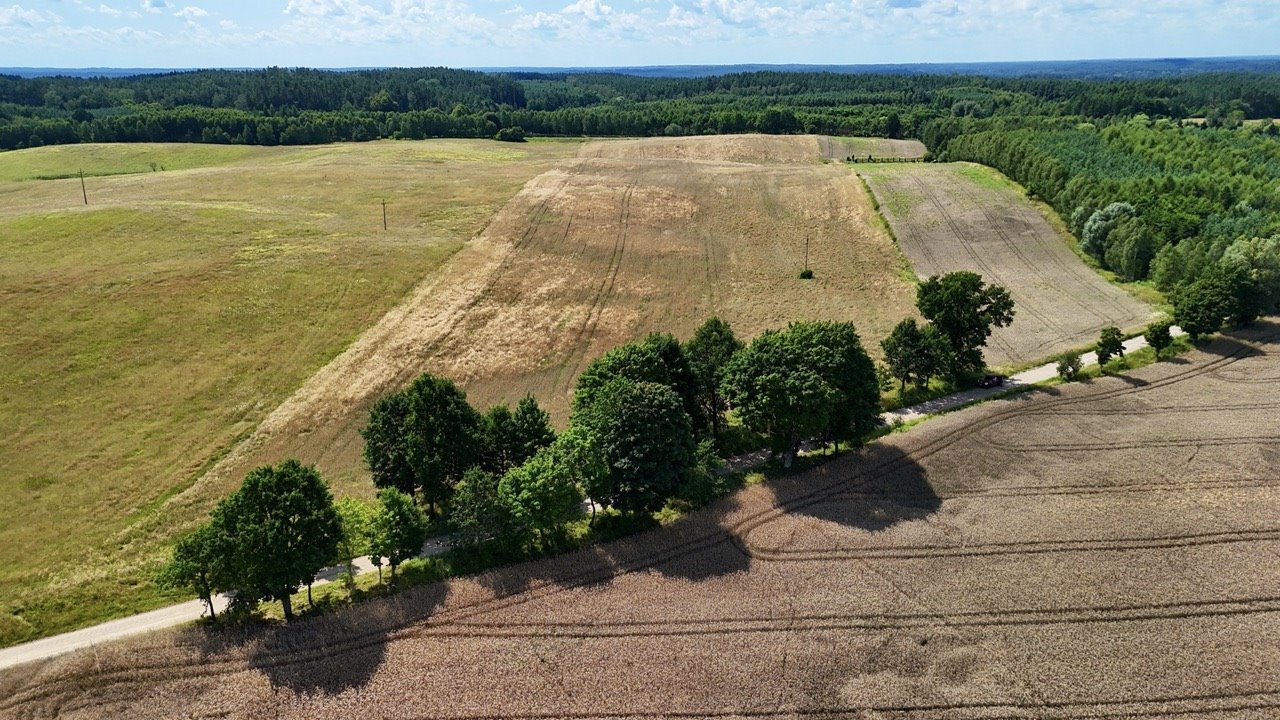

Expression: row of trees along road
xmin=159 ymin=272 xmax=1016 ymax=621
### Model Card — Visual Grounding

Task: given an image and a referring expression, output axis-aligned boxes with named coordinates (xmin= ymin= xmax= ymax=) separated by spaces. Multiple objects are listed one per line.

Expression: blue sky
xmin=1 ymin=0 xmax=1277 ymax=69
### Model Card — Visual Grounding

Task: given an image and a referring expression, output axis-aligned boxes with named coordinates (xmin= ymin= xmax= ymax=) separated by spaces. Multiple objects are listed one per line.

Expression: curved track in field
xmin=6 ymin=322 xmax=1279 ymax=719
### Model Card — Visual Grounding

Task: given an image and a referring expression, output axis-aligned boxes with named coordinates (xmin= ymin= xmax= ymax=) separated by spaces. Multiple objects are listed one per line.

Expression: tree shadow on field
xmin=191 ymin=584 xmax=449 ymax=695
xmin=468 ymin=541 xmax=622 ymax=599
xmin=778 ymin=443 xmax=941 ymax=534
xmin=1109 ymin=373 xmax=1150 ymax=388
xmin=1201 ymin=319 xmax=1279 ymax=359
xmin=649 ymin=494 xmax=752 ymax=581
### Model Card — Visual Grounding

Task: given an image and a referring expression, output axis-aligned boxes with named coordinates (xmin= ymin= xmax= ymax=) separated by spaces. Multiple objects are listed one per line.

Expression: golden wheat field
xmin=5 ymin=322 xmax=1278 ymax=718
xmin=184 ymin=134 xmax=921 ymax=518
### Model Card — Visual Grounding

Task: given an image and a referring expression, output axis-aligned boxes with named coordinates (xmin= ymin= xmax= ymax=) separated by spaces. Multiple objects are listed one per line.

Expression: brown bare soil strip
xmin=860 ymin=162 xmax=1156 ymax=368
xmin=5 ymin=321 xmax=1278 ymax=718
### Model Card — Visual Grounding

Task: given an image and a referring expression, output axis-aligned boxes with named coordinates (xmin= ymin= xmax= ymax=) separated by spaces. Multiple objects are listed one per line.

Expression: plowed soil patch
xmin=861 ymin=162 xmax=1155 ymax=367
xmin=8 ymin=323 xmax=1279 ymax=718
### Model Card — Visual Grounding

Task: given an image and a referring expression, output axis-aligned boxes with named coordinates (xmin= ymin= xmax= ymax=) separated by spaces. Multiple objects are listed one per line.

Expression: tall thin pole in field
xmin=804 ymin=236 xmax=810 ymax=272
xmin=80 ymin=169 xmax=88 ymax=205
xmin=382 ymin=200 xmax=387 ymax=231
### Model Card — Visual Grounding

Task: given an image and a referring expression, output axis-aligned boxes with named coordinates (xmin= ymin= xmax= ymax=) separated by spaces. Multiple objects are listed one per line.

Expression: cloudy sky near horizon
xmin=1 ymin=0 xmax=1277 ymax=69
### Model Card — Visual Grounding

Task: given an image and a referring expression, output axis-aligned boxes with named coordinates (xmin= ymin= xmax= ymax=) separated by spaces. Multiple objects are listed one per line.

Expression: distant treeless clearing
xmin=859 ymin=161 xmax=1156 ymax=367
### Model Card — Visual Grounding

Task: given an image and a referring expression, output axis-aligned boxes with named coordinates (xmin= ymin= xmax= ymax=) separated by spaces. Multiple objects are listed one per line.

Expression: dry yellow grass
xmin=198 ymin=135 xmax=919 ymax=517
xmin=5 ymin=322 xmax=1278 ymax=718
xmin=580 ymin=133 xmax=826 ymax=164
xmin=0 ymin=139 xmax=577 ymax=645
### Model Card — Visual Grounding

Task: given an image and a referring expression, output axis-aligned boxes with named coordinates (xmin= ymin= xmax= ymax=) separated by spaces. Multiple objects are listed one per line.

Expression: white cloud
xmin=0 ymin=4 xmax=60 ymax=27
xmin=97 ymin=3 xmax=123 ymax=15
xmin=141 ymin=0 xmax=168 ymax=13
xmin=173 ymin=5 xmax=207 ymax=19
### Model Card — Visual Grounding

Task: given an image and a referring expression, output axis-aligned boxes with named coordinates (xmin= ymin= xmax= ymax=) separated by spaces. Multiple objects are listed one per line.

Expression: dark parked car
xmin=977 ymin=374 xmax=1005 ymax=388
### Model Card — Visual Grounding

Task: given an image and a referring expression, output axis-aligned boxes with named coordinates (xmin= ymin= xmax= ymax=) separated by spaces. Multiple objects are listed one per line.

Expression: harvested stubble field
xmin=1 ymin=134 xmax=921 ymax=645
xmin=6 ymin=321 xmax=1279 ymax=718
xmin=203 ymin=133 xmax=918 ymax=517
xmin=0 ymin=139 xmax=578 ymax=644
xmin=860 ymin=162 xmax=1156 ymax=368
xmin=818 ymin=136 xmax=927 ymax=161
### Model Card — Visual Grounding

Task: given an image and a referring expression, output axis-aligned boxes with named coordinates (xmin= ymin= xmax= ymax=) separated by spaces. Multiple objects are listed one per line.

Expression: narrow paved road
xmin=883 ymin=327 xmax=1183 ymax=423
xmin=0 ymin=536 xmax=455 ymax=671
xmin=0 ymin=328 xmax=1178 ymax=672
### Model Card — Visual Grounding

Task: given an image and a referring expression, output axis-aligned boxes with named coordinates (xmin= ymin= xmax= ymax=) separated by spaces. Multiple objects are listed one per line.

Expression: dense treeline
xmin=5 ymin=67 xmax=1280 ymax=150
xmin=925 ymin=113 xmax=1280 ymax=318
xmin=5 ymin=65 xmax=1277 ymax=322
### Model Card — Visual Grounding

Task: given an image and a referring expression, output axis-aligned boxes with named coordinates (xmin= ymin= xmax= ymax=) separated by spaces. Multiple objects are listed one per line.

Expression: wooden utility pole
xmin=382 ymin=200 xmax=387 ymax=231
xmin=804 ymin=236 xmax=810 ymax=272
xmin=80 ymin=169 xmax=88 ymax=205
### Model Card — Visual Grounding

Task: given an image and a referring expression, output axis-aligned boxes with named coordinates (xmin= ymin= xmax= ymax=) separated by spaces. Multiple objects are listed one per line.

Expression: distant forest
xmin=3 ymin=66 xmax=1280 ymax=307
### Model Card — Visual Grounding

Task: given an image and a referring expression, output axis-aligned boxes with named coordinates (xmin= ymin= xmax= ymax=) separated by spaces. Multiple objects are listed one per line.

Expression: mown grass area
xmin=0 ymin=143 xmax=261 ymax=182
xmin=0 ymin=139 xmax=579 ymax=647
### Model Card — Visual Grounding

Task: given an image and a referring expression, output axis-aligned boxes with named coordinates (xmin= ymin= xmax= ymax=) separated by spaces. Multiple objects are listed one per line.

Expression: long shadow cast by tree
xmin=189 ymin=583 xmax=451 ymax=695
xmin=762 ymin=443 xmax=940 ymax=535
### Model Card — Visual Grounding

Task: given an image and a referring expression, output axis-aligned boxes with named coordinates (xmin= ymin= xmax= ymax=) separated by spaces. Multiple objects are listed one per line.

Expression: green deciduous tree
xmin=1056 ymin=351 xmax=1083 ymax=381
xmin=574 ymin=333 xmax=704 ymax=434
xmin=156 ymin=523 xmax=228 ymax=621
xmin=1174 ymin=269 xmax=1239 ymax=341
xmin=1222 ymin=235 xmax=1280 ymax=316
xmin=449 ymin=467 xmax=512 ymax=547
xmin=214 ymin=459 xmax=341 ymax=621
xmin=880 ymin=318 xmax=952 ymax=393
xmin=683 ymin=317 xmax=743 ymax=438
xmin=1144 ymin=320 xmax=1174 ymax=358
xmin=497 ymin=439 xmax=587 ymax=542
xmin=574 ymin=379 xmax=694 ymax=514
xmin=370 ymin=488 xmax=430 ymax=581
xmin=721 ymin=320 xmax=879 ymax=466
xmin=916 ymin=272 xmax=1016 ymax=377
xmin=362 ymin=372 xmax=483 ymax=517
xmin=333 ymin=497 xmax=376 ymax=589
xmin=1096 ymin=326 xmax=1126 ymax=367
xmin=1081 ymin=202 xmax=1136 ymax=262
xmin=481 ymin=395 xmax=556 ymax=474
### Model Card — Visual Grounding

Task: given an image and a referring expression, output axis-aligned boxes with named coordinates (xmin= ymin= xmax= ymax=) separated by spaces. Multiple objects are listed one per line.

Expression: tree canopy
xmin=211 ymin=459 xmax=341 ymax=621
xmin=362 ymin=372 xmax=483 ymax=516
xmin=721 ymin=320 xmax=880 ymax=465
xmin=916 ymin=272 xmax=1016 ymax=376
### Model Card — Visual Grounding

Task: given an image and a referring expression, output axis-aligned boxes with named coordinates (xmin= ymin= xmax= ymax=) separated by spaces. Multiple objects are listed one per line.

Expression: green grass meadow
xmin=0 ymin=139 xmax=577 ymax=646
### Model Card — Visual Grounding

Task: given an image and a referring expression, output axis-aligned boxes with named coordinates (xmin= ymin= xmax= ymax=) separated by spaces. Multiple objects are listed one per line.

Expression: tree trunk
xmin=203 ymin=593 xmax=216 ymax=621
xmin=307 ymin=582 xmax=314 ymax=607
xmin=281 ymin=592 xmax=294 ymax=622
